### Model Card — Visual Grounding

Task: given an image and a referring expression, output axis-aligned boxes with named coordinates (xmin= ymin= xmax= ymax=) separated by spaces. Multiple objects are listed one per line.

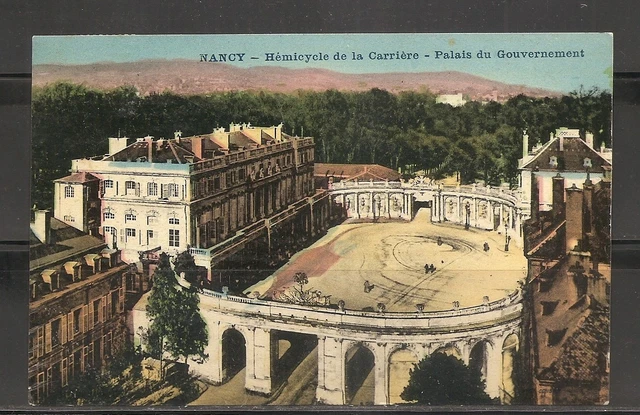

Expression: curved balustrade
xmin=329 ymin=180 xmax=521 ymax=206
xmin=195 ymin=283 xmax=522 ymax=332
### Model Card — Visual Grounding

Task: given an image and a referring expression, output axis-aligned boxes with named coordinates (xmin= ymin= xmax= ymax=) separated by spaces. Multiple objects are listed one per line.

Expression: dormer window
xmin=583 ymin=157 xmax=592 ymax=168
xmin=549 ymin=156 xmax=558 ymax=168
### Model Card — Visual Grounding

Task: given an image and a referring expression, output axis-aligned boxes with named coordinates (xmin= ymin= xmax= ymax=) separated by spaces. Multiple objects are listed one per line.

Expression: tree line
xmin=32 ymin=82 xmax=611 ymax=209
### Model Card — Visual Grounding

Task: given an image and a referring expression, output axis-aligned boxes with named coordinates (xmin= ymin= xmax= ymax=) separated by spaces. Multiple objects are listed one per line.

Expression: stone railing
xmin=196 ymin=285 xmax=522 ymax=332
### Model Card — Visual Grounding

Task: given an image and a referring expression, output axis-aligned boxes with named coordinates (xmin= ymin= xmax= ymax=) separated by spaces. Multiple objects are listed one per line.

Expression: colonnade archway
xmin=345 ymin=343 xmax=375 ymax=405
xmin=501 ymin=333 xmax=519 ymax=404
xmin=469 ymin=340 xmax=489 ymax=381
xmin=388 ymin=347 xmax=419 ymax=404
xmin=221 ymin=328 xmax=246 ymax=382
xmin=270 ymin=330 xmax=318 ymax=387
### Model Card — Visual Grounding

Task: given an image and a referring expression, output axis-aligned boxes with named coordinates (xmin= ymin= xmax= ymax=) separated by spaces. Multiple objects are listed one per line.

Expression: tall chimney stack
xmin=522 ymin=130 xmax=529 ymax=159
xmin=552 ymin=174 xmax=565 ymax=220
xmin=586 ymin=132 xmax=594 ymax=149
xmin=32 ymin=210 xmax=51 ymax=244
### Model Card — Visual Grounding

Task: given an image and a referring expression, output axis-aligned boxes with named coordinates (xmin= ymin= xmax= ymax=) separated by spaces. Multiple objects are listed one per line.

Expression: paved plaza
xmin=248 ymin=209 xmax=527 ymax=312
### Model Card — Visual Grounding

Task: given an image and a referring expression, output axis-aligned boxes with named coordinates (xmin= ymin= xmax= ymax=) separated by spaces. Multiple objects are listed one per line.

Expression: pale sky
xmin=33 ymin=33 xmax=613 ymax=93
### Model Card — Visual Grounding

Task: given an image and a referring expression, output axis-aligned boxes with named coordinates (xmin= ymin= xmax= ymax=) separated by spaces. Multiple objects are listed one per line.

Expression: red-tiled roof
xmin=314 ymin=163 xmax=401 ymax=181
xmin=54 ymin=172 xmax=99 ymax=184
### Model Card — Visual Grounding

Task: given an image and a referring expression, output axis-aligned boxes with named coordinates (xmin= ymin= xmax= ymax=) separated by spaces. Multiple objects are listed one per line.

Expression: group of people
xmin=424 ymin=263 xmax=437 ymax=274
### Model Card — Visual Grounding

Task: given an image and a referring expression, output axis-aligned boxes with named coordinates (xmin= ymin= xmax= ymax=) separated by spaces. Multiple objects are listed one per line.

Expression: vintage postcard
xmin=29 ymin=33 xmax=612 ymax=406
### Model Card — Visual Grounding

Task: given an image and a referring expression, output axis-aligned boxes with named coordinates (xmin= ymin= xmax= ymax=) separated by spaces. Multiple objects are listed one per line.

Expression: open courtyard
xmin=248 ymin=209 xmax=527 ymax=313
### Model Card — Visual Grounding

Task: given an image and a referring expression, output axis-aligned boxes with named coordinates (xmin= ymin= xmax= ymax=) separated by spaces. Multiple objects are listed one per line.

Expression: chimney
xmin=530 ymin=174 xmax=539 ymax=223
xmin=586 ymin=132 xmax=594 ymax=149
xmin=559 ymin=134 xmax=564 ymax=152
xmin=565 ymin=184 xmax=583 ymax=252
xmin=108 ymin=136 xmax=129 ymax=155
xmin=145 ymin=136 xmax=153 ymax=163
xmin=192 ymin=136 xmax=204 ymax=159
xmin=522 ymin=130 xmax=529 ymax=159
xmin=174 ymin=130 xmax=182 ymax=142
xmin=32 ymin=210 xmax=51 ymax=244
xmin=552 ymin=174 xmax=565 ymax=220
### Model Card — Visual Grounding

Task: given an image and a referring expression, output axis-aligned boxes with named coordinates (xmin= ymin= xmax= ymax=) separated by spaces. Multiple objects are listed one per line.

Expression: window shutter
xmin=88 ymin=303 xmax=94 ymax=331
xmin=67 ymin=312 xmax=73 ymax=339
xmin=106 ymin=294 xmax=111 ymax=320
xmin=119 ymin=287 xmax=124 ymax=312
xmin=82 ymin=305 xmax=88 ymax=333
xmin=45 ymin=323 xmax=52 ymax=354
xmin=136 ymin=182 xmax=141 ymax=196
xmin=102 ymin=295 xmax=107 ymax=323
xmin=61 ymin=314 xmax=67 ymax=344
xmin=162 ymin=184 xmax=169 ymax=198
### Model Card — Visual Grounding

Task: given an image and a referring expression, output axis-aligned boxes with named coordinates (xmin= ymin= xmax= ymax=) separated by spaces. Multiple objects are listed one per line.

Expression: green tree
xmin=145 ymin=252 xmax=208 ymax=373
xmin=401 ymin=353 xmax=495 ymax=405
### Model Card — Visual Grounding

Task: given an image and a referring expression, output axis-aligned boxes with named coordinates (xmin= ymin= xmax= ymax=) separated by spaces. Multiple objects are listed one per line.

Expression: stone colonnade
xmin=188 ymin=310 xmax=520 ymax=405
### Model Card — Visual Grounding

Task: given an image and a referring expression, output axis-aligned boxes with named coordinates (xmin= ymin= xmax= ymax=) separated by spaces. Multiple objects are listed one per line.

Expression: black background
xmin=1 ymin=0 xmax=639 ymax=409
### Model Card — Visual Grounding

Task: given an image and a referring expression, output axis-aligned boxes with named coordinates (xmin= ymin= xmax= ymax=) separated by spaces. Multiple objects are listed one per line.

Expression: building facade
xmin=523 ymin=169 xmax=611 ymax=404
xmin=29 ymin=210 xmax=130 ymax=403
xmin=53 ymin=123 xmax=331 ymax=277
xmin=518 ymin=127 xmax=612 ymax=218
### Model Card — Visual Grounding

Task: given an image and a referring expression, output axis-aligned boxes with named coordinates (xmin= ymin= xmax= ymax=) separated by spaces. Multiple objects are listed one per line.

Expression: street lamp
xmin=465 ymin=201 xmax=471 ymax=230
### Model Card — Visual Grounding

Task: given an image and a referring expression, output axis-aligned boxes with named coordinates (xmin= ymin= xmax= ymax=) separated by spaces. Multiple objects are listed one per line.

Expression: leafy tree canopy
xmin=401 ymin=353 xmax=495 ymax=405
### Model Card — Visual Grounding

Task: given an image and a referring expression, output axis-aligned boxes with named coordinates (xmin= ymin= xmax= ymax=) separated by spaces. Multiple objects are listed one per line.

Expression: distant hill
xmin=33 ymin=59 xmax=561 ymax=100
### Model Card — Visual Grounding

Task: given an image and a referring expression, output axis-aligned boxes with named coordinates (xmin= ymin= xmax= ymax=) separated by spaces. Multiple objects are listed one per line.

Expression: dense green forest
xmin=32 ymin=82 xmax=611 ymax=209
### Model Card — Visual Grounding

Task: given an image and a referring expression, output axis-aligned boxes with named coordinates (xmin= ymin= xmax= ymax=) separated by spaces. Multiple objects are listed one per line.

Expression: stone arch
xmin=221 ymin=327 xmax=246 ymax=382
xmin=469 ymin=340 xmax=490 ymax=381
xmin=388 ymin=346 xmax=419 ymax=404
xmin=501 ymin=332 xmax=519 ymax=404
xmin=432 ymin=344 xmax=462 ymax=360
xmin=344 ymin=342 xmax=376 ymax=405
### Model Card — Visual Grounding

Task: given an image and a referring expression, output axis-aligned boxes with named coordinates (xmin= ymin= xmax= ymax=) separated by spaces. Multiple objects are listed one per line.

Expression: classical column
xmin=245 ymin=327 xmax=272 ymax=394
xmin=316 ymin=337 xmax=347 ymax=404
xmin=373 ymin=343 xmax=389 ymax=405
xmin=484 ymin=337 xmax=502 ymax=399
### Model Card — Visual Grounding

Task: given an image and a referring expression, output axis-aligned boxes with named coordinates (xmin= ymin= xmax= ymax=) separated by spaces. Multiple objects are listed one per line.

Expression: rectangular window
xmin=93 ymin=299 xmax=101 ymax=325
xmin=29 ymin=331 xmax=36 ymax=360
xmin=104 ymin=180 xmax=113 ymax=189
xmin=73 ymin=309 xmax=81 ymax=335
xmin=125 ymin=181 xmax=136 ymax=190
xmin=61 ymin=358 xmax=68 ymax=387
xmin=147 ymin=215 xmax=158 ymax=225
xmin=65 ymin=185 xmax=74 ymax=198
xmin=63 ymin=215 xmax=75 ymax=222
xmin=214 ymin=177 xmax=221 ymax=190
xmin=51 ymin=318 xmax=61 ymax=347
xmin=148 ymin=182 xmax=158 ymax=196
xmin=103 ymin=212 xmax=115 ymax=220
xmin=111 ymin=290 xmax=119 ymax=316
xmin=168 ymin=217 xmax=180 ymax=225
xmin=126 ymin=228 xmax=136 ymax=241
xmin=169 ymin=183 xmax=179 ymax=198
xmin=169 ymin=229 xmax=180 ymax=247
xmin=147 ymin=230 xmax=154 ymax=245
xmin=124 ymin=213 xmax=136 ymax=222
